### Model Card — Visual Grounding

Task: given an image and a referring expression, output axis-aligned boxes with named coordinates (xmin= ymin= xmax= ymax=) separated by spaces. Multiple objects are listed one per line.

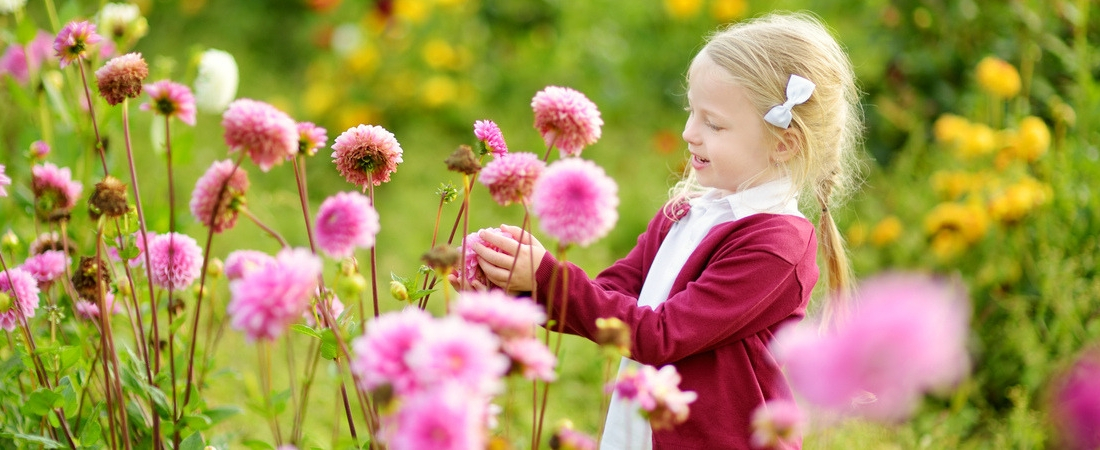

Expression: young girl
xmin=472 ymin=12 xmax=862 ymax=449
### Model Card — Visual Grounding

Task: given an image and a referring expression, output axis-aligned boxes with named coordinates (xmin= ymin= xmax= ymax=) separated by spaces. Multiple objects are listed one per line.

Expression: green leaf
xmin=78 ymin=415 xmax=103 ymax=447
xmin=408 ymin=288 xmax=437 ymax=302
xmin=179 ymin=432 xmax=205 ymax=450
xmin=320 ymin=329 xmax=339 ymax=360
xmin=290 ymin=324 xmax=321 ymax=339
xmin=56 ymin=376 xmax=78 ymax=417
xmin=242 ymin=439 xmax=276 ymax=450
xmin=1 ymin=432 xmax=64 ymax=448
xmin=22 ymin=388 xmax=62 ymax=417
xmin=59 ymin=345 xmax=83 ymax=372
xmin=202 ymin=405 xmax=241 ymax=425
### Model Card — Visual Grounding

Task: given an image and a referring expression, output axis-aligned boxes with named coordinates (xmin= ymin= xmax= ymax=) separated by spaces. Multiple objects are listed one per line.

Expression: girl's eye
xmin=706 ymin=121 xmax=722 ymax=131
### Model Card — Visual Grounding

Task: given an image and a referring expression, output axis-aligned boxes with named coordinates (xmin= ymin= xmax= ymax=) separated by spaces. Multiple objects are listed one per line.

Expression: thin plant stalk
xmin=259 ymin=342 xmax=283 ymax=446
xmin=241 ymin=207 xmax=290 ymax=248
xmin=367 ymin=178 xmax=380 ymax=319
xmin=75 ymin=58 xmax=107 ymax=176
xmin=94 ymin=224 xmax=134 ymax=450
xmin=291 ymin=339 xmax=321 ymax=443
xmin=534 ymin=244 xmax=570 ymax=450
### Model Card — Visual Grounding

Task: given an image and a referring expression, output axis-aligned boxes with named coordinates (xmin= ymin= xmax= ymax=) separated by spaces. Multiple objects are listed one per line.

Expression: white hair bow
xmin=763 ymin=74 xmax=815 ymax=129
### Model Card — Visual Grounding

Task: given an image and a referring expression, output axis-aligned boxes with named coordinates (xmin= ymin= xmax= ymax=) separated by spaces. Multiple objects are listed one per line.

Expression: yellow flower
xmin=976 ymin=56 xmax=1021 ymax=99
xmin=846 ymin=222 xmax=867 ymax=248
xmin=303 ymin=83 xmax=337 ymax=116
xmin=422 ymin=39 xmax=458 ymax=70
xmin=421 ymin=75 xmax=457 ymax=108
xmin=933 ymin=114 xmax=970 ymax=145
xmin=957 ymin=122 xmax=997 ymax=158
xmin=665 ymin=0 xmax=702 ymax=19
xmin=711 ymin=0 xmax=748 ymax=22
xmin=1014 ymin=116 xmax=1051 ymax=162
xmin=925 ymin=202 xmax=989 ymax=259
xmin=988 ymin=177 xmax=1051 ymax=224
xmin=395 ymin=0 xmax=430 ymax=23
xmin=348 ymin=46 xmax=380 ymax=75
xmin=932 ymin=170 xmax=974 ymax=200
xmin=870 ymin=216 xmax=903 ymax=247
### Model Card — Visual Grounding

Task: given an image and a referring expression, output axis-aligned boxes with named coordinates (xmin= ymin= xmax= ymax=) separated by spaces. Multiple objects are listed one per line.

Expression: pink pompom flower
xmin=227 ymin=247 xmax=321 ymax=341
xmin=385 ymin=384 xmax=487 ymax=450
xmin=751 ymin=399 xmax=804 ymax=449
xmin=458 ymin=228 xmax=505 ymax=288
xmin=190 ymin=159 xmax=249 ymax=233
xmin=74 ymin=290 xmax=122 ymax=320
xmin=531 ymin=86 xmax=603 ymax=157
xmin=453 ymin=289 xmax=546 ymax=341
xmin=351 ymin=307 xmax=434 ymax=395
xmin=224 ymin=250 xmax=275 ymax=281
xmin=21 ymin=250 xmax=69 ymax=285
xmin=148 ymin=232 xmax=203 ymax=291
xmin=53 ymin=20 xmax=103 ymax=68
xmin=406 ymin=316 xmax=509 ymax=397
xmin=297 ymin=122 xmax=328 ymax=157
xmin=315 ymin=191 xmax=380 ymax=259
xmin=94 ymin=52 xmax=148 ymax=106
xmin=0 ymin=268 xmax=40 ymax=331
xmin=479 ymin=152 xmax=546 ymax=206
xmin=222 ymin=99 xmax=299 ymax=171
xmin=473 ymin=120 xmax=508 ymax=157
xmin=531 ymin=158 xmax=619 ymax=247
xmin=331 ymin=124 xmax=403 ymax=188
xmin=1049 ymin=350 xmax=1100 ymax=450
xmin=142 ymin=80 xmax=197 ymax=126
xmin=32 ymin=162 xmax=84 ymax=222
xmin=610 ymin=364 xmax=698 ymax=430
xmin=502 ymin=337 xmax=557 ymax=382
xmin=0 ymin=164 xmax=10 ymax=197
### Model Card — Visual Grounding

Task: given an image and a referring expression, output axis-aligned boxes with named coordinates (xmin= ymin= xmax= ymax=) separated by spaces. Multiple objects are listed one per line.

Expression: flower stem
xmin=95 ymin=223 xmax=134 ymax=450
xmin=76 ymin=58 xmax=107 ymax=176
xmin=534 ymin=244 xmax=570 ymax=450
xmin=241 ymin=207 xmax=290 ymax=248
xmin=367 ymin=180 xmax=380 ymax=320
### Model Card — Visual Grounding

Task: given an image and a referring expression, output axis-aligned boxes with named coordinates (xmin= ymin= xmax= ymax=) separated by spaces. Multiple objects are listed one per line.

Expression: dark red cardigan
xmin=533 ymin=208 xmax=818 ymax=449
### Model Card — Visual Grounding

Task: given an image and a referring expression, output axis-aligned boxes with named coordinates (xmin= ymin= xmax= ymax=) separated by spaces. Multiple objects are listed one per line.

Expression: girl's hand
xmin=473 ymin=224 xmax=546 ymax=293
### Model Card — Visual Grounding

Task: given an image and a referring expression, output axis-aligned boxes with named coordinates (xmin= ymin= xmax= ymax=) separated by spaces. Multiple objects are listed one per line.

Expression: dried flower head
xmin=142 ymin=80 xmax=196 ymax=126
xmin=531 ymin=158 xmax=619 ymax=247
xmin=479 ymin=152 xmax=546 ymax=206
xmin=71 ymin=256 xmax=111 ymax=303
xmin=190 ymin=159 xmax=249 ymax=233
xmin=473 ymin=120 xmax=508 ymax=157
xmin=595 ymin=317 xmax=631 ymax=357
xmin=95 ymin=52 xmax=148 ymax=105
xmin=297 ymin=122 xmax=328 ymax=157
xmin=531 ymin=86 xmax=603 ymax=157
xmin=445 ymin=145 xmax=481 ymax=175
xmin=53 ymin=20 xmax=103 ymax=68
xmin=89 ymin=175 xmax=129 ymax=219
xmin=422 ymin=245 xmax=460 ymax=275
xmin=331 ymin=124 xmax=404 ymax=188
xmin=0 ymin=268 xmax=40 ymax=331
xmin=222 ymin=99 xmax=299 ymax=171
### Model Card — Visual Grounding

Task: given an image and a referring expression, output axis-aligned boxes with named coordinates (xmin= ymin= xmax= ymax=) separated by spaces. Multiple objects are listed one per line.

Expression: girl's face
xmin=682 ymin=54 xmax=777 ymax=193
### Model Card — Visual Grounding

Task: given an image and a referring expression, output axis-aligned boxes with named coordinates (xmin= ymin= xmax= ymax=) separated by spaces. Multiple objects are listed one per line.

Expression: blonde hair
xmin=666 ymin=12 xmax=863 ymax=324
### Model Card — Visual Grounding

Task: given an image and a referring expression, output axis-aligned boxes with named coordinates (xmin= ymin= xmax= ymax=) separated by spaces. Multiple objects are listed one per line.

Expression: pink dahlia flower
xmin=53 ymin=20 xmax=103 ymax=68
xmin=750 ymin=399 xmax=803 ymax=449
xmin=773 ymin=274 xmax=970 ymax=421
xmin=611 ymin=364 xmax=698 ymax=430
xmin=473 ymin=119 xmax=508 ymax=157
xmin=315 ymin=191 xmax=380 ymax=259
xmin=331 ymin=124 xmax=403 ymax=188
xmin=190 ymin=159 xmax=249 ymax=233
xmin=406 ymin=316 xmax=509 ymax=396
xmin=303 ymin=291 xmax=344 ymax=327
xmin=351 ymin=307 xmax=434 ymax=395
xmin=0 ymin=164 xmax=10 ymax=197
xmin=458 ymin=228 xmax=506 ymax=288
xmin=531 ymin=158 xmax=619 ymax=247
xmin=142 ymin=80 xmax=197 ymax=126
xmin=222 ymin=99 xmax=299 ymax=171
xmin=227 ymin=247 xmax=321 ymax=341
xmin=74 ymin=290 xmax=121 ymax=320
xmin=453 ymin=289 xmax=546 ymax=340
xmin=479 ymin=152 xmax=545 ymax=206
xmin=502 ymin=337 xmax=557 ymax=382
xmin=95 ymin=52 xmax=148 ymax=106
xmin=32 ymin=162 xmax=84 ymax=221
xmin=21 ymin=250 xmax=69 ymax=285
xmin=224 ymin=250 xmax=275 ymax=281
xmin=531 ymin=86 xmax=603 ymax=157
xmin=148 ymin=232 xmax=203 ymax=291
xmin=0 ymin=268 xmax=40 ymax=331
xmin=297 ymin=122 xmax=328 ymax=157
xmin=0 ymin=45 xmax=29 ymax=84
xmin=386 ymin=385 xmax=486 ymax=450
xmin=1049 ymin=350 xmax=1100 ymax=450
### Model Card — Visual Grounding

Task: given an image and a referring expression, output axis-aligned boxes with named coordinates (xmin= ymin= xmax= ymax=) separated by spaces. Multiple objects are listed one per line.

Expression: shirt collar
xmin=691 ymin=178 xmax=803 ymax=219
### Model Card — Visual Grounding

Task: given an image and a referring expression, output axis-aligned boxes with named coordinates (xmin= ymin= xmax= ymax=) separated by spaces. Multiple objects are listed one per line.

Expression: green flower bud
xmin=1 ymin=230 xmax=19 ymax=253
xmin=390 ymin=280 xmax=409 ymax=301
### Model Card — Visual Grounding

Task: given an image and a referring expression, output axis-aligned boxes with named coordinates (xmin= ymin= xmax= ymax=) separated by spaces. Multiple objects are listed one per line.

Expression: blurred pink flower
xmin=148 ymin=232 xmax=203 ymax=291
xmin=750 ymin=399 xmax=803 ymax=449
xmin=473 ymin=119 xmax=508 ymax=157
xmin=0 ymin=45 xmax=29 ymax=84
xmin=224 ymin=249 xmax=275 ymax=281
xmin=479 ymin=152 xmax=545 ymax=206
xmin=53 ymin=20 xmax=102 ymax=68
xmin=142 ymin=80 xmax=197 ymax=126
xmin=351 ymin=307 xmax=434 ymax=394
xmin=29 ymin=232 xmax=65 ymax=256
xmin=30 ymin=140 xmax=50 ymax=159
xmin=108 ymin=231 xmax=156 ymax=268
xmin=553 ymin=423 xmax=597 ymax=450
xmin=406 ymin=316 xmax=508 ymax=396
xmin=303 ymin=291 xmax=343 ymax=327
xmin=610 ymin=364 xmax=698 ymax=430
xmin=297 ymin=122 xmax=328 ymax=157
xmin=773 ymin=274 xmax=970 ymax=421
xmin=331 ymin=124 xmax=403 ymax=188
xmin=190 ymin=159 xmax=249 ymax=233
xmin=531 ymin=86 xmax=603 ymax=157
xmin=74 ymin=290 xmax=121 ymax=320
xmin=94 ymin=52 xmax=148 ymax=105
xmin=386 ymin=384 xmax=486 ymax=450
xmin=458 ymin=228 xmax=504 ymax=288
xmin=454 ymin=289 xmax=546 ymax=340
xmin=502 ymin=337 xmax=557 ymax=382
xmin=222 ymin=99 xmax=299 ymax=171
xmin=228 ymin=247 xmax=321 ymax=341
xmin=531 ymin=158 xmax=619 ymax=247
xmin=1049 ymin=350 xmax=1100 ymax=450
xmin=315 ymin=191 xmax=380 ymax=259
xmin=32 ymin=162 xmax=83 ymax=221
xmin=0 ymin=164 xmax=9 ymax=197
xmin=0 ymin=268 xmax=40 ymax=331
xmin=21 ymin=250 xmax=69 ymax=285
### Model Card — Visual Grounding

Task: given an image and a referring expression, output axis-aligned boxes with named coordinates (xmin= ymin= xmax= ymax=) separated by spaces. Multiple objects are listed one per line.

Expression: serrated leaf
xmin=22 ymin=388 xmax=62 ymax=417
xmin=59 ymin=346 xmax=83 ymax=372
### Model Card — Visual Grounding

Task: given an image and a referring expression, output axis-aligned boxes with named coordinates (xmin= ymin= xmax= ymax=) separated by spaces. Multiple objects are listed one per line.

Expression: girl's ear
xmin=773 ymin=127 xmax=803 ymax=163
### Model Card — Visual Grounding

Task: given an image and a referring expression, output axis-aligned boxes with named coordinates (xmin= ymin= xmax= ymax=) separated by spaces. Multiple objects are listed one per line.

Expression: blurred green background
xmin=1 ymin=0 xmax=1099 ymax=448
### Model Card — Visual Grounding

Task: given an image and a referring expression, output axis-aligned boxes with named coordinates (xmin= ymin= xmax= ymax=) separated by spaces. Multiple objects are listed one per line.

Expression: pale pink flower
xmin=21 ymin=250 xmax=69 ymax=285
xmin=148 ymin=232 xmax=203 ymax=291
xmin=228 ymin=248 xmax=321 ymax=341
xmin=222 ymin=98 xmax=299 ymax=171
xmin=142 ymin=80 xmax=197 ymax=126
xmin=751 ymin=399 xmax=803 ymax=449
xmin=1049 ymin=350 xmax=1100 ymax=450
xmin=531 ymin=158 xmax=619 ymax=247
xmin=458 ymin=228 xmax=505 ymax=288
xmin=74 ymin=291 xmax=121 ymax=320
xmin=531 ymin=86 xmax=603 ymax=157
xmin=386 ymin=385 xmax=486 ymax=450
xmin=351 ymin=307 xmax=434 ymax=394
xmin=224 ymin=249 xmax=275 ymax=281
xmin=479 ymin=152 xmax=545 ymax=206
xmin=53 ymin=20 xmax=103 ymax=68
xmin=27 ymin=31 xmax=55 ymax=68
xmin=406 ymin=316 xmax=509 ymax=396
xmin=30 ymin=140 xmax=50 ymax=159
xmin=297 ymin=122 xmax=328 ymax=157
xmin=32 ymin=162 xmax=83 ymax=221
xmin=502 ymin=337 xmax=557 ymax=382
xmin=0 ymin=164 xmax=10 ymax=197
xmin=454 ymin=289 xmax=546 ymax=340
xmin=190 ymin=159 xmax=249 ymax=233
xmin=303 ymin=291 xmax=344 ymax=327
xmin=0 ymin=268 xmax=40 ymax=331
xmin=315 ymin=191 xmax=380 ymax=259
xmin=473 ymin=119 xmax=508 ymax=157
xmin=331 ymin=124 xmax=403 ymax=188
xmin=553 ymin=422 xmax=597 ymax=450
xmin=610 ymin=364 xmax=698 ymax=430
xmin=773 ymin=274 xmax=970 ymax=421
xmin=0 ymin=45 xmax=29 ymax=84
xmin=95 ymin=52 xmax=148 ymax=105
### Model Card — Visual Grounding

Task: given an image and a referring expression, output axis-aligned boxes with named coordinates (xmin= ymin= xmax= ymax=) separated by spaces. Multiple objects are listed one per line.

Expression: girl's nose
xmin=682 ymin=122 xmax=700 ymax=147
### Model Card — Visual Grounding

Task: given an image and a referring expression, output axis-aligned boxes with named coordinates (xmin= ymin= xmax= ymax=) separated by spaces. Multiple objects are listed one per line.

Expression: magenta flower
xmin=227 ymin=247 xmax=321 ymax=341
xmin=531 ymin=86 xmax=603 ymax=157
xmin=222 ymin=99 xmax=299 ymax=171
xmin=386 ymin=385 xmax=486 ymax=450
xmin=531 ymin=158 xmax=619 ymax=247
xmin=1049 ymin=350 xmax=1100 ymax=450
xmin=611 ymin=365 xmax=698 ymax=430
xmin=406 ymin=316 xmax=509 ymax=396
xmin=224 ymin=250 xmax=276 ymax=281
xmin=0 ymin=164 xmax=10 ymax=197
xmin=0 ymin=45 xmax=29 ymax=84
xmin=190 ymin=159 xmax=249 ymax=233
xmin=32 ymin=162 xmax=84 ymax=221
xmin=53 ymin=20 xmax=103 ymax=68
xmin=331 ymin=124 xmax=403 ymax=188
xmin=95 ymin=52 xmax=148 ymax=106
xmin=459 ymin=228 xmax=504 ymax=288
xmin=751 ymin=399 xmax=804 ymax=449
xmin=30 ymin=140 xmax=50 ymax=160
xmin=142 ymin=80 xmax=197 ymax=126
xmin=315 ymin=191 xmax=380 ymax=259
xmin=453 ymin=289 xmax=546 ymax=340
xmin=74 ymin=291 xmax=121 ymax=320
xmin=473 ymin=119 xmax=508 ymax=157
xmin=0 ymin=268 xmax=40 ymax=331
xmin=773 ymin=274 xmax=970 ymax=421
xmin=148 ymin=232 xmax=203 ymax=291
xmin=502 ymin=337 xmax=557 ymax=382
xmin=479 ymin=152 xmax=546 ymax=206
xmin=351 ymin=307 xmax=434 ymax=394
xmin=297 ymin=122 xmax=328 ymax=157
xmin=21 ymin=250 xmax=69 ymax=285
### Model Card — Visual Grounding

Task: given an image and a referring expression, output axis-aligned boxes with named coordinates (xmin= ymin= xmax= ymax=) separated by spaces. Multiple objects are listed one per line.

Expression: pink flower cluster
xmin=147 ymin=232 xmax=203 ymax=291
xmin=750 ymin=399 xmax=803 ymax=449
xmin=1048 ymin=350 xmax=1100 ymax=450
xmin=0 ymin=31 xmax=53 ymax=84
xmin=227 ymin=247 xmax=321 ymax=341
xmin=143 ymin=80 xmax=197 ymax=126
xmin=473 ymin=120 xmax=508 ymax=157
xmin=224 ymin=250 xmax=274 ymax=281
xmin=190 ymin=159 xmax=249 ymax=233
xmin=21 ymin=250 xmax=69 ymax=286
xmin=455 ymin=290 xmax=556 ymax=381
xmin=222 ymin=99 xmax=299 ymax=171
xmin=772 ymin=274 xmax=971 ymax=421
xmin=531 ymin=86 xmax=603 ymax=157
xmin=315 ymin=191 xmax=380 ymax=259
xmin=479 ymin=152 xmax=545 ymax=206
xmin=32 ymin=162 xmax=83 ymax=211
xmin=74 ymin=290 xmax=122 ymax=320
xmin=0 ymin=268 xmax=40 ymax=332
xmin=610 ymin=364 xmax=698 ymax=430
xmin=331 ymin=124 xmax=403 ymax=188
xmin=531 ymin=158 xmax=619 ymax=247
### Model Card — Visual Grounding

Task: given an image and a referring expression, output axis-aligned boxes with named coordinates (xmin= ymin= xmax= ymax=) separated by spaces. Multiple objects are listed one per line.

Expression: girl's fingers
xmin=473 ymin=242 xmax=518 ymax=268
xmin=501 ymin=224 xmax=532 ymax=244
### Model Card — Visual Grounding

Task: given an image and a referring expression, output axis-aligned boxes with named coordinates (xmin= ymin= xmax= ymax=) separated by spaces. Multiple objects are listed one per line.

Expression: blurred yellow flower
xmin=422 ymin=39 xmax=458 ymax=70
xmin=304 ymin=83 xmax=337 ymax=117
xmin=931 ymin=170 xmax=979 ymax=200
xmin=665 ymin=0 xmax=702 ymax=19
xmin=870 ymin=216 xmax=903 ymax=247
xmin=925 ymin=202 xmax=988 ymax=259
xmin=933 ymin=114 xmax=969 ymax=146
xmin=711 ymin=0 xmax=748 ymax=22
xmin=348 ymin=46 xmax=380 ymax=75
xmin=337 ymin=105 xmax=380 ymax=133
xmin=846 ymin=222 xmax=867 ymax=248
xmin=1014 ymin=116 xmax=1051 ymax=161
xmin=976 ymin=56 xmax=1021 ymax=99
xmin=421 ymin=75 xmax=457 ymax=108
xmin=958 ymin=122 xmax=997 ymax=158
xmin=988 ymin=177 xmax=1052 ymax=224
xmin=395 ymin=0 xmax=430 ymax=23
